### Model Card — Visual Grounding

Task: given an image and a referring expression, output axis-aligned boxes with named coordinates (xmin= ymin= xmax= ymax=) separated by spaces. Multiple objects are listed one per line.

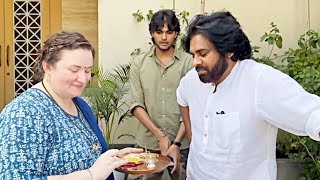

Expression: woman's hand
xmin=117 ymin=147 xmax=144 ymax=158
xmin=89 ymin=149 xmax=126 ymax=180
xmin=89 ymin=148 xmax=143 ymax=180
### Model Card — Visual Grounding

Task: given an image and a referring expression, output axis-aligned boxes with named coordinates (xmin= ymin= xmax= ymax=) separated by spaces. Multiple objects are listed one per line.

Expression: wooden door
xmin=0 ymin=0 xmax=4 ymax=110
xmin=0 ymin=0 xmax=61 ymax=111
xmin=4 ymin=0 xmax=13 ymax=106
xmin=62 ymin=0 xmax=98 ymax=67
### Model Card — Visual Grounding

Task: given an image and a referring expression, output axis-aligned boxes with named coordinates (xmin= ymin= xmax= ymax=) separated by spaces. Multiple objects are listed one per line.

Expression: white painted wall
xmin=98 ymin=0 xmax=320 ymax=144
xmin=98 ymin=0 xmax=172 ymax=69
xmin=99 ymin=0 xmax=320 ymax=69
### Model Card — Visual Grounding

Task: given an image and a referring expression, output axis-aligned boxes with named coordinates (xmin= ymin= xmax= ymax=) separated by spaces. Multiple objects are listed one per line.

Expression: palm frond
xmin=83 ymin=64 xmax=131 ymax=144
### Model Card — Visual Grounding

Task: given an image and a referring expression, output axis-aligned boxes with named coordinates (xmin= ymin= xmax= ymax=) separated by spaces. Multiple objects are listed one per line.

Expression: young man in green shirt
xmin=129 ymin=9 xmax=192 ymax=180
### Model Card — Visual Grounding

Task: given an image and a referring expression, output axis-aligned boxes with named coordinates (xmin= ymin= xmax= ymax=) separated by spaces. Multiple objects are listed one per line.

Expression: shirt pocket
xmin=213 ymin=112 xmax=241 ymax=153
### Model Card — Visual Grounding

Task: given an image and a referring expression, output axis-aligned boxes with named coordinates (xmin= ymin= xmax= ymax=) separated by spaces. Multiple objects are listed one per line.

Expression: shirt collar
xmin=147 ymin=45 xmax=182 ymax=60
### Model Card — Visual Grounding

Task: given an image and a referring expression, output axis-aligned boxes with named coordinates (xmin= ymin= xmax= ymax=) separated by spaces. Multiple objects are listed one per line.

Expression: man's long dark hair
xmin=182 ymin=11 xmax=252 ymax=61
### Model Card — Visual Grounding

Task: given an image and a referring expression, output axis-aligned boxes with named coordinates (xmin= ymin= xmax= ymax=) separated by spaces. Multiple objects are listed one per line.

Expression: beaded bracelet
xmin=157 ymin=134 xmax=166 ymax=142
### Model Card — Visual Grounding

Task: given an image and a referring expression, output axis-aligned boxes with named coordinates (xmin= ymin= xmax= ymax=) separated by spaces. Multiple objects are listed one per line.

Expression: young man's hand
xmin=158 ymin=135 xmax=171 ymax=155
xmin=164 ymin=144 xmax=180 ymax=174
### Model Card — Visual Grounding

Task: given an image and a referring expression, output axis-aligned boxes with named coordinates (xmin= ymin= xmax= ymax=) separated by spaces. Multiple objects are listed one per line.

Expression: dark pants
xmin=126 ymin=148 xmax=189 ymax=180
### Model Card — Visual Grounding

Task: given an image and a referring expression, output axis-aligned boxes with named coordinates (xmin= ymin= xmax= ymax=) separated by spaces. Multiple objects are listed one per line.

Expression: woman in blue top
xmin=0 ymin=31 xmax=142 ymax=180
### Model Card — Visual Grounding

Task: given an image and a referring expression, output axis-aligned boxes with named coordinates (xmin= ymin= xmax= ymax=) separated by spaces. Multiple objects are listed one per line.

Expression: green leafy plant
xmin=261 ymin=22 xmax=283 ymax=50
xmin=177 ymin=10 xmax=190 ymax=26
xmin=84 ymin=64 xmax=132 ymax=146
xmin=254 ymin=23 xmax=320 ymax=179
xmin=286 ymin=30 xmax=320 ymax=95
xmin=254 ymin=22 xmax=286 ymax=71
xmin=281 ymin=30 xmax=320 ymax=180
xmin=132 ymin=10 xmax=145 ymax=22
xmin=146 ymin=9 xmax=154 ymax=21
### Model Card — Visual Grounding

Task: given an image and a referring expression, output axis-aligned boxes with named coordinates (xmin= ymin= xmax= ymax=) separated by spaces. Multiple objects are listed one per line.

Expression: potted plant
xmin=84 ymin=64 xmax=134 ymax=148
xmin=254 ymin=23 xmax=320 ymax=180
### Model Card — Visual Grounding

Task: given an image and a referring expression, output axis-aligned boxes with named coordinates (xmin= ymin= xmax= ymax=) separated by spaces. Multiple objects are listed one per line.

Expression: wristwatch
xmin=171 ymin=140 xmax=181 ymax=147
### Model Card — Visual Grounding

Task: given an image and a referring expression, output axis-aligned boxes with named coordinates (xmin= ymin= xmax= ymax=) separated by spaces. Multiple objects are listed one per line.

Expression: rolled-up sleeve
xmin=129 ymin=57 xmax=146 ymax=112
xmin=256 ymin=67 xmax=320 ymax=141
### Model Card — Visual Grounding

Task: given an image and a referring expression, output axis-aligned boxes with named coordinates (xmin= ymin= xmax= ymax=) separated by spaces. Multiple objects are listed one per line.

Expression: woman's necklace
xmin=41 ymin=81 xmax=99 ymax=151
xmin=41 ymin=81 xmax=74 ymax=114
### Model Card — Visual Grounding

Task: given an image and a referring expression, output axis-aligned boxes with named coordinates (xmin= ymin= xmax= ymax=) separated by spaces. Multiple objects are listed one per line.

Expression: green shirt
xmin=130 ymin=46 xmax=193 ymax=150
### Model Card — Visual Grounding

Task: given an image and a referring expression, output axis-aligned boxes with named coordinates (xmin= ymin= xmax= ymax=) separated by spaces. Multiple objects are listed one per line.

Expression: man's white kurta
xmin=177 ymin=60 xmax=320 ymax=180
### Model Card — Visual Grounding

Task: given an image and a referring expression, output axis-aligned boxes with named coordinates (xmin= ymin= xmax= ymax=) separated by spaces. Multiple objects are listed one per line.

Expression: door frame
xmin=0 ymin=0 xmax=5 ymax=110
xmin=0 ymin=0 xmax=61 ymax=110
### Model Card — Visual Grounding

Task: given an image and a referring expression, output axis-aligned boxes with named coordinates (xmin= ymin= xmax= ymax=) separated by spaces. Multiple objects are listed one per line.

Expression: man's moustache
xmin=196 ymin=66 xmax=208 ymax=72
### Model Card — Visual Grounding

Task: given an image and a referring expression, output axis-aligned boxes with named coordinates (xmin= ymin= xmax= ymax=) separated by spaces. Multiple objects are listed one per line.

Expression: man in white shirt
xmin=176 ymin=11 xmax=320 ymax=180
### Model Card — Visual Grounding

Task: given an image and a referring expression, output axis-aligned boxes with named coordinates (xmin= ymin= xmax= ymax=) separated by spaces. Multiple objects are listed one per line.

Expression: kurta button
xmin=204 ymin=134 xmax=207 ymax=137
xmin=162 ymin=101 xmax=165 ymax=103
xmin=204 ymin=115 xmax=208 ymax=118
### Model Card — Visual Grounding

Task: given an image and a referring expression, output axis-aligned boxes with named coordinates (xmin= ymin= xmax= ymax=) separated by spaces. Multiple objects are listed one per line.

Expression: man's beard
xmin=196 ymin=56 xmax=228 ymax=83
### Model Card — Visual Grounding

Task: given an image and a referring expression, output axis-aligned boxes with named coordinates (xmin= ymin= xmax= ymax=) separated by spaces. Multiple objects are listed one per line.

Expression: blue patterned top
xmin=0 ymin=88 xmax=103 ymax=180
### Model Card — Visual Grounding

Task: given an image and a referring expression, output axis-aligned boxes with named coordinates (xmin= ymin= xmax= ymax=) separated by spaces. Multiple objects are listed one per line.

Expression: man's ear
xmin=174 ymin=31 xmax=178 ymax=39
xmin=226 ymin=52 xmax=234 ymax=59
xmin=150 ymin=31 xmax=155 ymax=38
